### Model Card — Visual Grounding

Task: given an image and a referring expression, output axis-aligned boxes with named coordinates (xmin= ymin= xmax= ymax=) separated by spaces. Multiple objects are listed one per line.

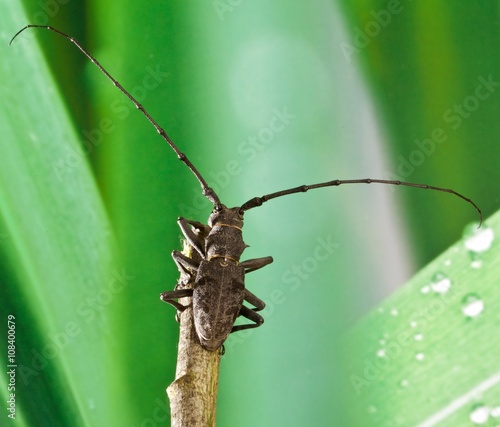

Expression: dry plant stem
xmin=167 ymin=239 xmax=221 ymax=427
xmin=167 ymin=302 xmax=221 ymax=426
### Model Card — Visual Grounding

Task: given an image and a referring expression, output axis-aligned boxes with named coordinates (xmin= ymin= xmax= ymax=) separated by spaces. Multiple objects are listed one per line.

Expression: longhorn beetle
xmin=11 ymin=25 xmax=482 ymax=352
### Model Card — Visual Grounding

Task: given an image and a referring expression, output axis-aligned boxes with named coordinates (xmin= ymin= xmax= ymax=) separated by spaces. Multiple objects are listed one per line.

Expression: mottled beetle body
xmin=193 ymin=259 xmax=245 ymax=351
xmin=11 ymin=25 xmax=482 ymax=352
xmin=163 ymin=207 xmax=273 ymax=351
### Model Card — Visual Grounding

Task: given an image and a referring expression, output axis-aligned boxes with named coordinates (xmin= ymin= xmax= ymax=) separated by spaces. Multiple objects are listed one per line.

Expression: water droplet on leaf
xmin=470 ymin=404 xmax=490 ymax=424
xmin=420 ymin=285 xmax=431 ymax=294
xmin=469 ymin=251 xmax=483 ymax=269
xmin=462 ymin=294 xmax=484 ymax=318
xmin=399 ymin=379 xmax=409 ymax=388
xmin=430 ymin=272 xmax=451 ymax=294
xmin=463 ymin=224 xmax=494 ymax=253
xmin=490 ymin=406 xmax=500 ymax=418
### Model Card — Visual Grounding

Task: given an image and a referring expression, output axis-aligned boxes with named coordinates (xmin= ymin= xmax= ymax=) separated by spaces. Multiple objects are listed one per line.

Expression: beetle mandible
xmin=10 ymin=25 xmax=483 ymax=352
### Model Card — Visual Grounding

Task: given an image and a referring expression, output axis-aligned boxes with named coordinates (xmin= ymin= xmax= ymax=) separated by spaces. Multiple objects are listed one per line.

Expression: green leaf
xmin=344 ymin=211 xmax=499 ymax=426
xmin=337 ymin=1 xmax=499 ymax=263
xmin=0 ymin=2 xmax=130 ymax=426
xmin=1 ymin=1 xmax=498 ymax=426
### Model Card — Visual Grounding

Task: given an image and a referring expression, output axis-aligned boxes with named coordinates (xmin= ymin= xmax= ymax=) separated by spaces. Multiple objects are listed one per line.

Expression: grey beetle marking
xmin=10 ymin=25 xmax=483 ymax=352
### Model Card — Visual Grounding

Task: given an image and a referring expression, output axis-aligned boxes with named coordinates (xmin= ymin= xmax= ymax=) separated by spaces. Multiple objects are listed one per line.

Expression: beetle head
xmin=208 ymin=205 xmax=244 ymax=228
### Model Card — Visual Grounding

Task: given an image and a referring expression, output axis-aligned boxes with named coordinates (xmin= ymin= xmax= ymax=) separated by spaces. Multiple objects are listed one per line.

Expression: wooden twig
xmin=167 ymin=240 xmax=221 ymax=427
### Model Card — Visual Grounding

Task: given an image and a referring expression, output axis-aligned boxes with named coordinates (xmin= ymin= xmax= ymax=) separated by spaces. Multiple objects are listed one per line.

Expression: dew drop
xmin=469 ymin=251 xmax=483 ymax=269
xmin=462 ymin=294 xmax=484 ymax=318
xmin=390 ymin=308 xmax=399 ymax=316
xmin=470 ymin=404 xmax=490 ymax=424
xmin=414 ymin=333 xmax=424 ymax=341
xmin=430 ymin=272 xmax=451 ymax=294
xmin=491 ymin=406 xmax=500 ymax=418
xmin=409 ymin=321 xmax=417 ymax=328
xmin=420 ymin=285 xmax=431 ymax=294
xmin=376 ymin=348 xmax=386 ymax=357
xmin=399 ymin=379 xmax=410 ymax=388
xmin=415 ymin=352 xmax=425 ymax=361
xmin=463 ymin=223 xmax=494 ymax=253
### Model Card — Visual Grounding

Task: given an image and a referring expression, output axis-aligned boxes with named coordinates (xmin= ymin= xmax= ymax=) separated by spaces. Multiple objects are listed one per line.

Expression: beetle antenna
xmin=240 ymin=178 xmax=482 ymax=227
xmin=10 ymin=25 xmax=222 ymax=209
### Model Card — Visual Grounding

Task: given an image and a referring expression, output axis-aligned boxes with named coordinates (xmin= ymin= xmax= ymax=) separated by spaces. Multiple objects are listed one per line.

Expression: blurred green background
xmin=1 ymin=0 xmax=499 ymax=426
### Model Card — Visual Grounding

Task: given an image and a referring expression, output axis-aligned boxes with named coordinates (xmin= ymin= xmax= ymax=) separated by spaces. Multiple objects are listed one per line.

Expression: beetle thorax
xmin=206 ymin=205 xmax=247 ymax=262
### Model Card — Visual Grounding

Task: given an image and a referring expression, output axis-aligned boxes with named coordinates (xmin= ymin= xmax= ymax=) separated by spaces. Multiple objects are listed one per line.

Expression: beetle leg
xmin=243 ymin=288 xmax=266 ymax=312
xmin=230 ymin=289 xmax=266 ymax=333
xmin=239 ymin=256 xmax=273 ymax=273
xmin=177 ymin=217 xmax=207 ymax=257
xmin=172 ymin=250 xmax=200 ymax=274
xmin=160 ymin=288 xmax=193 ymax=312
xmin=231 ymin=305 xmax=264 ymax=333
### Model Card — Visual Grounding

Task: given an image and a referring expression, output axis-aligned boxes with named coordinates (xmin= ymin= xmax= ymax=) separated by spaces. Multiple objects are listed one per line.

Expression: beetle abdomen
xmin=193 ymin=260 xmax=245 ymax=351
